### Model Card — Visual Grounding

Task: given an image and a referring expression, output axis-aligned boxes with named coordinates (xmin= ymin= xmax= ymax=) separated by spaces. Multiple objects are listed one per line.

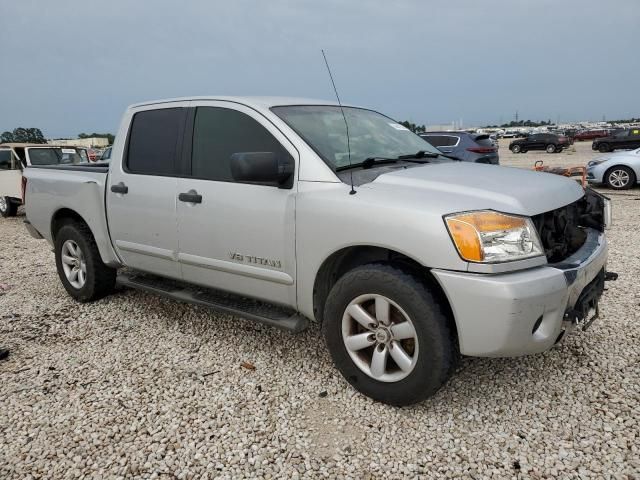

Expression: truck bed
xmin=23 ymin=163 xmax=119 ymax=266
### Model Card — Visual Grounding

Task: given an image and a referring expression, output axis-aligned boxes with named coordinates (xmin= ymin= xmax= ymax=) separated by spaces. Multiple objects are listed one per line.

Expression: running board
xmin=116 ymin=272 xmax=308 ymax=333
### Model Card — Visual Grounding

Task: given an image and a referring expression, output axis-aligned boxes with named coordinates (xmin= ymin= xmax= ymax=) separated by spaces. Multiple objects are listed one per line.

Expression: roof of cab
xmin=128 ymin=96 xmax=345 ymax=111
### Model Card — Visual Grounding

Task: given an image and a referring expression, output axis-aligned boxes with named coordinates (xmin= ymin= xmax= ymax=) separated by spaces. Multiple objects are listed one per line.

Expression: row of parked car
xmin=508 ymin=128 xmax=640 ymax=155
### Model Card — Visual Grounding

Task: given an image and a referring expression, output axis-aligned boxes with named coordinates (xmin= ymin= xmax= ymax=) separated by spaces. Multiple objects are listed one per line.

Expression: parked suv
xmin=419 ymin=131 xmax=499 ymax=164
xmin=23 ymin=97 xmax=613 ymax=405
xmin=592 ymin=128 xmax=640 ymax=153
xmin=509 ymin=133 xmax=570 ymax=154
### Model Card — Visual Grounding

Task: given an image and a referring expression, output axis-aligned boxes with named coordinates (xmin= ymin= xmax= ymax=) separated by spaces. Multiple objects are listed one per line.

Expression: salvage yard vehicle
xmin=574 ymin=129 xmax=610 ymax=141
xmin=23 ymin=97 xmax=614 ymax=405
xmin=592 ymin=128 xmax=640 ymax=153
xmin=509 ymin=133 xmax=571 ymax=154
xmin=418 ymin=131 xmax=499 ymax=164
xmin=587 ymin=147 xmax=640 ymax=190
xmin=0 ymin=144 xmax=86 ymax=217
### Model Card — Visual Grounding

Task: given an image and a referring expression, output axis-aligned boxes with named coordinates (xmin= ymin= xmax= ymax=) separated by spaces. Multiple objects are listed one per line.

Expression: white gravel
xmin=1 ymin=150 xmax=639 ymax=478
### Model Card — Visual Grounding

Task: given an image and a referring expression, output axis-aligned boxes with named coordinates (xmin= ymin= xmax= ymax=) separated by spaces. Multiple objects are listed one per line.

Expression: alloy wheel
xmin=608 ymin=169 xmax=630 ymax=188
xmin=341 ymin=294 xmax=419 ymax=382
xmin=61 ymin=240 xmax=87 ymax=289
xmin=0 ymin=197 xmax=6 ymax=213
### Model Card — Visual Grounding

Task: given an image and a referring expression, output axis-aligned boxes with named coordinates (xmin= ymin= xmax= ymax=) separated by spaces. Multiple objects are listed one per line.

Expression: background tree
xmin=0 ymin=127 xmax=47 ymax=144
xmin=78 ymin=132 xmax=115 ymax=144
xmin=399 ymin=120 xmax=426 ymax=134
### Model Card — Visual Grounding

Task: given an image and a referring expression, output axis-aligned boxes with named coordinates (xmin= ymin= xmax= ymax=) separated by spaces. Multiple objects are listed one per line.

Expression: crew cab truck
xmin=23 ymin=97 xmax=613 ymax=405
xmin=0 ymin=143 xmax=88 ymax=217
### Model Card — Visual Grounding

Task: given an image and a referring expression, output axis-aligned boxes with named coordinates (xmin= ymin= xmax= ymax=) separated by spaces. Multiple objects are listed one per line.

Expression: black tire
xmin=605 ymin=165 xmax=636 ymax=190
xmin=546 ymin=144 xmax=557 ymax=153
xmin=511 ymin=145 xmax=521 ymax=153
xmin=0 ymin=197 xmax=18 ymax=218
xmin=54 ymin=221 xmax=116 ymax=302
xmin=322 ymin=264 xmax=455 ymax=406
xmin=598 ymin=143 xmax=610 ymax=153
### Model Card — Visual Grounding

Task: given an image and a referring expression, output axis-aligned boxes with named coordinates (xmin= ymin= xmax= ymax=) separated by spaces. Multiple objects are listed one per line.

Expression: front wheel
xmin=546 ymin=144 xmax=557 ymax=153
xmin=605 ymin=166 xmax=636 ymax=190
xmin=511 ymin=145 xmax=521 ymax=153
xmin=54 ymin=221 xmax=116 ymax=302
xmin=598 ymin=143 xmax=610 ymax=153
xmin=0 ymin=196 xmax=18 ymax=218
xmin=322 ymin=264 xmax=455 ymax=406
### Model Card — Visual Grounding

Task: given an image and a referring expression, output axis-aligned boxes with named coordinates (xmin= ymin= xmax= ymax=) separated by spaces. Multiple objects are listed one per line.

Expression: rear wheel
xmin=511 ymin=144 xmax=521 ymax=153
xmin=598 ymin=143 xmax=610 ymax=153
xmin=605 ymin=166 xmax=636 ymax=190
xmin=322 ymin=264 xmax=455 ymax=406
xmin=546 ymin=144 xmax=557 ymax=153
xmin=0 ymin=197 xmax=18 ymax=218
xmin=54 ymin=221 xmax=116 ymax=302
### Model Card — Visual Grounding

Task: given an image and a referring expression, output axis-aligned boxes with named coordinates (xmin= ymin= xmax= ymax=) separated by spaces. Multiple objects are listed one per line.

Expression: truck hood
xmin=368 ymin=162 xmax=584 ymax=217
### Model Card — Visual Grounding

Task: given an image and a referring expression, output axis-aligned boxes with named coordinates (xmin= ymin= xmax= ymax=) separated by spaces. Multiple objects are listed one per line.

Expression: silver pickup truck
xmin=23 ymin=97 xmax=613 ymax=405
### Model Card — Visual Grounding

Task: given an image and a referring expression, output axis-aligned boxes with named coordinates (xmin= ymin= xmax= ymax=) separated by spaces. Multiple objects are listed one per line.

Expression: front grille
xmin=532 ymin=190 xmax=606 ymax=263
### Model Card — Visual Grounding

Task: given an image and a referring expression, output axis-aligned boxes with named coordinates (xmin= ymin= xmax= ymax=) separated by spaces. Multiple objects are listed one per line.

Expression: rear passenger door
xmin=175 ymin=102 xmax=298 ymax=308
xmin=106 ymin=104 xmax=188 ymax=279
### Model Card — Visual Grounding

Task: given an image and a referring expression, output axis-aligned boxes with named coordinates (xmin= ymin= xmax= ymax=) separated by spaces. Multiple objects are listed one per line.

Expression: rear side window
xmin=0 ymin=150 xmax=14 ymax=170
xmin=191 ymin=107 xmax=290 ymax=183
xmin=422 ymin=135 xmax=459 ymax=147
xmin=473 ymin=135 xmax=493 ymax=147
xmin=126 ymin=108 xmax=186 ymax=175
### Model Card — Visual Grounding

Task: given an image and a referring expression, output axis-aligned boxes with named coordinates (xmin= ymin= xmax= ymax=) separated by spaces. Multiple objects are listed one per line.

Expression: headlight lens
xmin=588 ymin=158 xmax=608 ymax=167
xmin=445 ymin=211 xmax=544 ymax=263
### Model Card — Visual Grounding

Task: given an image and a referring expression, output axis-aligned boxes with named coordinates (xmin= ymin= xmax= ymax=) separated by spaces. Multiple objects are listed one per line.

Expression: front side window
xmin=272 ymin=106 xmax=440 ymax=170
xmin=0 ymin=150 xmax=14 ymax=170
xmin=191 ymin=107 xmax=290 ymax=183
xmin=126 ymin=108 xmax=186 ymax=175
xmin=28 ymin=148 xmax=84 ymax=166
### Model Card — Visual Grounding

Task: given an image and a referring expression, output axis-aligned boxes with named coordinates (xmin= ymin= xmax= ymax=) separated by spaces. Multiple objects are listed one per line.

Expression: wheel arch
xmin=50 ymin=208 xmax=120 ymax=267
xmin=604 ymin=164 xmax=637 ymax=186
xmin=312 ymin=245 xmax=457 ymax=339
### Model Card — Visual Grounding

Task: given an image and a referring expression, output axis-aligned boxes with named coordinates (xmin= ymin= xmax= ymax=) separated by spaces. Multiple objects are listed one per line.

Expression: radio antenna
xmin=321 ymin=49 xmax=356 ymax=195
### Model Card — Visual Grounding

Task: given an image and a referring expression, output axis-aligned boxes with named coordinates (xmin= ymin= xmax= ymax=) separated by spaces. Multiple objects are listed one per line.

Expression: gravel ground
xmin=1 ymin=150 xmax=639 ymax=478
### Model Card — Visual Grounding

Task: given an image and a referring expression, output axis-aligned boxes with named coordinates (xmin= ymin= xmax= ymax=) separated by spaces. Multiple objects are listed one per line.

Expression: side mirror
xmin=230 ymin=152 xmax=294 ymax=188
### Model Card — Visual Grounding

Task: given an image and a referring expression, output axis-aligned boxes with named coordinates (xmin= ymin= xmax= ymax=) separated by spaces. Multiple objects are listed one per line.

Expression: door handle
xmin=178 ymin=190 xmax=202 ymax=204
xmin=110 ymin=182 xmax=128 ymax=194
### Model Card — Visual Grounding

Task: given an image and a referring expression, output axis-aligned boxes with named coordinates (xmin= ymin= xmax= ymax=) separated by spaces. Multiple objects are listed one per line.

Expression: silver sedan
xmin=587 ymin=148 xmax=640 ymax=189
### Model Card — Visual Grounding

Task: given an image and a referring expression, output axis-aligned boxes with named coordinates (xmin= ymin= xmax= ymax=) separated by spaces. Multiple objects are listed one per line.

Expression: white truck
xmin=22 ymin=97 xmax=613 ymax=405
xmin=0 ymin=143 xmax=87 ymax=217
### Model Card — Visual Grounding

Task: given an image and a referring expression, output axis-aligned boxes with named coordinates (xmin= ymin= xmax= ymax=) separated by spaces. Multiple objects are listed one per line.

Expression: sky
xmin=1 ymin=0 xmax=638 ymax=138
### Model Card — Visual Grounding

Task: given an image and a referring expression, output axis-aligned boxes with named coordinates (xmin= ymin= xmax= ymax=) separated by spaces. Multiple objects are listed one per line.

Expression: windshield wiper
xmin=398 ymin=150 xmax=462 ymax=162
xmin=335 ymin=157 xmax=399 ymax=171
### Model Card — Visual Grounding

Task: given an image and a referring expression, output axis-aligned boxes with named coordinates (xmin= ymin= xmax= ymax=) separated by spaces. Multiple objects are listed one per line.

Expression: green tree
xmin=78 ymin=132 xmax=115 ymax=144
xmin=399 ymin=120 xmax=426 ymax=134
xmin=0 ymin=127 xmax=46 ymax=144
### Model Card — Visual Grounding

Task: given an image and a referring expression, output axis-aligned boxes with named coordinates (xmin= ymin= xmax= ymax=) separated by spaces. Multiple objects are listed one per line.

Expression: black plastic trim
xmin=27 ymin=164 xmax=110 ymax=173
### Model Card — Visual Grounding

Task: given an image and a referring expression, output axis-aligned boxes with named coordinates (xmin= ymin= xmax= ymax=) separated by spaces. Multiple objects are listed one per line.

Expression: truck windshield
xmin=28 ymin=148 xmax=86 ymax=166
xmin=272 ymin=105 xmax=441 ymax=170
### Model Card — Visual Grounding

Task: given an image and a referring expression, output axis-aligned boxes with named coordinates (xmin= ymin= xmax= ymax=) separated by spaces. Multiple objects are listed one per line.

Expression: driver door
xmin=175 ymin=102 xmax=298 ymax=308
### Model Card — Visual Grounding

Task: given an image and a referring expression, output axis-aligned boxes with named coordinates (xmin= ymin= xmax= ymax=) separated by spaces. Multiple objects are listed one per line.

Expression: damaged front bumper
xmin=432 ymin=228 xmax=612 ymax=357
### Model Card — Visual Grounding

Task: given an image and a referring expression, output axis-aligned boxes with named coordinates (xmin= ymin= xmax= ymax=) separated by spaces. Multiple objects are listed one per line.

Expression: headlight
xmin=588 ymin=158 xmax=609 ymax=167
xmin=445 ymin=211 xmax=544 ymax=263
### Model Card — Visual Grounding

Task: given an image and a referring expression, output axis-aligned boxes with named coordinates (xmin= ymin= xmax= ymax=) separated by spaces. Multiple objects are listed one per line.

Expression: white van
xmin=0 ymin=144 xmax=88 ymax=217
